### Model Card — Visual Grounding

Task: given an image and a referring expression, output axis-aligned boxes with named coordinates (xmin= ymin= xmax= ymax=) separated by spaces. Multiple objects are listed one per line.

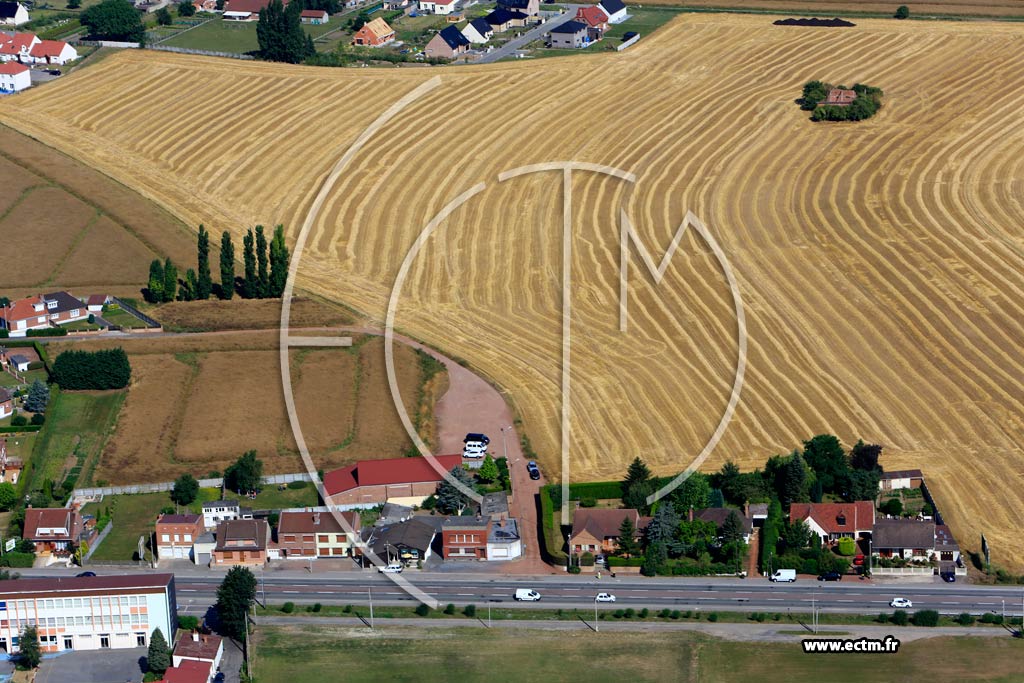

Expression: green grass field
xmin=28 ymin=390 xmax=125 ymax=491
xmin=197 ymin=485 xmax=319 ymax=510
xmin=526 ymin=7 xmax=682 ymax=59
xmin=162 ymin=16 xmax=344 ymax=54
xmin=253 ymin=626 xmax=1024 ymax=683
xmin=100 ymin=307 xmax=150 ymax=330
xmin=0 ymin=368 xmax=46 ymax=389
xmin=82 ymin=491 xmax=169 ymax=562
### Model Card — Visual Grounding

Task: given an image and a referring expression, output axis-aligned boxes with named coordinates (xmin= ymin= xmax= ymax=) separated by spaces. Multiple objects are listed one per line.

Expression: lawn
xmin=254 ymin=626 xmax=1024 ymax=683
xmin=0 ymin=368 xmax=47 ymax=389
xmin=195 ymin=485 xmax=319 ymax=511
xmin=82 ymin=491 xmax=169 ymax=562
xmin=99 ymin=307 xmax=150 ymax=330
xmin=162 ymin=16 xmax=345 ymax=54
xmin=527 ymin=7 xmax=683 ymax=58
xmin=27 ymin=389 xmax=125 ymax=491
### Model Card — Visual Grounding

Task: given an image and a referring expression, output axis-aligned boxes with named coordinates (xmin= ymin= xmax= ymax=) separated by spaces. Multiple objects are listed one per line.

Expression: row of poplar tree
xmin=145 ymin=225 xmax=290 ymax=303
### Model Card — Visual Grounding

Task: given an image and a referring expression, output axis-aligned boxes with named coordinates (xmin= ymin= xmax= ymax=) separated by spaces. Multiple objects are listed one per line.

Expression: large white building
xmin=0 ymin=574 xmax=177 ymax=655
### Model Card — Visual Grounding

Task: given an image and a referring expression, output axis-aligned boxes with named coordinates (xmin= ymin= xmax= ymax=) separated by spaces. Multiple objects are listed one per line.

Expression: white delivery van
xmin=514 ymin=589 xmax=541 ymax=601
xmin=769 ymin=569 xmax=797 ymax=582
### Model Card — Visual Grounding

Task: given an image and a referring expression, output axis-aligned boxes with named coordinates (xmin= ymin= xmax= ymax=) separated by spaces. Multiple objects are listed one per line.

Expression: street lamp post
xmin=594 ymin=597 xmax=599 ymax=633
xmin=567 ymin=533 xmax=572 ymax=570
xmin=369 ymin=587 xmax=374 ymax=629
xmin=500 ymin=426 xmax=509 ymax=462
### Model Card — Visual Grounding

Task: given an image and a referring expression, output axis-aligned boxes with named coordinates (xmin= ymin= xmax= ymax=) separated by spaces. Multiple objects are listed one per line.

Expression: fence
xmin=75 ymin=40 xmax=141 ymax=48
xmin=83 ymin=521 xmax=113 ymax=561
xmin=150 ymin=45 xmax=255 ymax=60
xmin=872 ymin=566 xmax=934 ymax=576
xmin=616 ymin=34 xmax=641 ymax=51
xmin=73 ymin=471 xmax=315 ymax=498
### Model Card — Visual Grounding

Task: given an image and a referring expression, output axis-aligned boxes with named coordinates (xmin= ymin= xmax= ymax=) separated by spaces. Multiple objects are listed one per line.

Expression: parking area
xmin=35 ymin=647 xmax=146 ymax=683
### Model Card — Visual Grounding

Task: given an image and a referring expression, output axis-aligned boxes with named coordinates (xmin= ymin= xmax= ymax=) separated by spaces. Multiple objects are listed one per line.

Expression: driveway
xmin=35 ymin=647 xmax=146 ymax=683
xmin=476 ymin=6 xmax=583 ymax=64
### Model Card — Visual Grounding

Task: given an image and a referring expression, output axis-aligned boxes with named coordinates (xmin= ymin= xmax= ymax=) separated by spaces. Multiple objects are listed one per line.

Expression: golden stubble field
xmin=48 ymin=333 xmax=425 ymax=485
xmin=4 ymin=15 xmax=1024 ymax=567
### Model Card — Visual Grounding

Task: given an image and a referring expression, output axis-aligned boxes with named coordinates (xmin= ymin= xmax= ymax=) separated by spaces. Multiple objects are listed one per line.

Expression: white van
xmin=769 ymin=569 xmax=797 ymax=582
xmin=462 ymin=443 xmax=487 ymax=459
xmin=514 ymin=589 xmax=541 ymax=601
xmin=378 ymin=563 xmax=403 ymax=574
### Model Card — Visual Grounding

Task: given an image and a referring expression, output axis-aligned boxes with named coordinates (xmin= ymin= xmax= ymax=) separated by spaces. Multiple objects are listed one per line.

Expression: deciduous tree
xmin=224 ymin=450 xmax=263 ymax=494
xmin=178 ymin=0 xmax=195 ymax=15
xmin=81 ymin=0 xmax=145 ymax=42
xmin=216 ymin=567 xmax=257 ymax=640
xmin=170 ymin=474 xmax=199 ymax=506
xmin=850 ymin=440 xmax=883 ymax=472
xmin=18 ymin=625 xmax=40 ymax=669
xmin=147 ymin=259 xmax=164 ymax=303
xmin=0 ymin=482 xmax=17 ymax=511
xmin=478 ymin=454 xmax=498 ymax=483
xmin=156 ymin=6 xmax=172 ymax=25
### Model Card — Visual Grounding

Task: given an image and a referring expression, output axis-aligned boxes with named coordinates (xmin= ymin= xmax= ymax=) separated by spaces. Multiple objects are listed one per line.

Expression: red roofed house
xmin=277 ymin=509 xmax=361 ymax=559
xmin=155 ymin=513 xmax=204 ymax=561
xmin=0 ymin=31 xmax=37 ymax=62
xmin=574 ymin=5 xmax=608 ymax=40
xmin=821 ymin=88 xmax=857 ymax=106
xmin=0 ymin=389 xmax=13 ymax=419
xmin=158 ymin=659 xmax=213 ymax=683
xmin=789 ymin=501 xmax=874 ymax=545
xmin=0 ymin=439 xmax=22 ymax=484
xmin=0 ymin=292 xmax=89 ymax=336
xmin=23 ymin=507 xmax=85 ymax=562
xmin=300 ymin=8 xmax=328 ymax=23
xmin=223 ymin=0 xmax=285 ymax=21
xmin=569 ymin=508 xmax=649 ymax=555
xmin=85 ymin=294 xmax=110 ymax=313
xmin=29 ymin=39 xmax=77 ymax=65
xmin=324 ymin=454 xmax=464 ymax=507
xmin=211 ymin=518 xmax=270 ymax=567
xmin=0 ymin=59 xmax=28 ymax=92
xmin=351 ymin=16 xmax=395 ymax=47
xmin=173 ymin=631 xmax=224 ymax=675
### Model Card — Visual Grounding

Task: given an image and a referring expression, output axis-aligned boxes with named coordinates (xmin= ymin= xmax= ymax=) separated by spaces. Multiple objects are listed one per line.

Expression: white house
xmin=0 ymin=31 xmax=39 ymax=63
xmin=878 ymin=468 xmax=924 ymax=492
xmin=420 ymin=0 xmax=456 ymax=14
xmin=0 ymin=60 xmax=29 ymax=92
xmin=597 ymin=0 xmax=626 ymax=23
xmin=462 ymin=16 xmax=493 ymax=44
xmin=201 ymin=499 xmax=251 ymax=529
xmin=29 ymin=39 xmax=77 ymax=65
xmin=0 ymin=2 xmax=30 ymax=26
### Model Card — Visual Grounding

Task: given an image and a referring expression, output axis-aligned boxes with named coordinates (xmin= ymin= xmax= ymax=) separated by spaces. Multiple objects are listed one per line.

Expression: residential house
xmin=0 ymin=31 xmax=38 ymax=63
xmin=211 ymin=518 xmax=269 ymax=567
xmin=85 ymin=295 xmax=109 ymax=313
xmin=277 ymin=509 xmax=361 ymax=559
xmin=222 ymin=0 xmax=284 ymax=20
xmin=789 ymin=501 xmax=874 ymax=544
xmin=351 ymin=16 xmax=395 ymax=47
xmin=9 ymin=354 xmax=30 ymax=372
xmin=597 ymin=0 xmax=626 ymax=23
xmin=569 ymin=508 xmax=648 ymax=555
xmin=192 ymin=0 xmax=218 ymax=10
xmin=201 ymin=499 xmax=250 ymax=530
xmin=323 ymin=453 xmax=463 ymax=507
xmin=376 ymin=502 xmax=414 ymax=525
xmin=420 ymin=0 xmax=456 ymax=14
xmin=192 ymin=531 xmax=216 ymax=566
xmin=155 ymin=513 xmax=204 ymax=560
xmin=29 ymin=39 xmax=77 ymax=65
xmin=0 ymin=439 xmax=22 ymax=484
xmin=497 ymin=0 xmax=538 ymax=17
xmin=362 ymin=518 xmax=436 ymax=564
xmin=821 ymin=88 xmax=857 ymax=106
xmin=480 ymin=491 xmax=509 ymax=521
xmin=462 ymin=17 xmax=493 ymax=44
xmin=871 ymin=519 xmax=937 ymax=562
xmin=300 ymin=8 xmax=329 ymax=23
xmin=549 ymin=20 xmax=588 ymax=49
xmin=158 ymin=660 xmax=213 ymax=683
xmin=748 ymin=502 xmax=769 ymax=525
xmin=574 ymin=5 xmax=607 ymax=40
xmin=0 ymin=58 xmax=28 ymax=92
xmin=441 ymin=516 xmax=491 ymax=560
xmin=0 ymin=2 xmax=29 ymax=26
xmin=23 ymin=507 xmax=84 ymax=561
xmin=485 ymin=7 xmax=528 ymax=31
xmin=424 ymin=24 xmax=471 ymax=59
xmin=0 ymin=574 xmax=176 ymax=655
xmin=173 ymin=631 xmax=224 ymax=676
xmin=0 ymin=388 xmax=12 ymax=419
xmin=487 ymin=517 xmax=522 ymax=559
xmin=0 ymin=292 xmax=89 ymax=336
xmin=384 ymin=0 xmax=410 ymax=8
xmin=934 ymin=524 xmax=961 ymax=564
xmin=878 ymin=469 xmax=924 ymax=492
xmin=690 ymin=506 xmax=754 ymax=544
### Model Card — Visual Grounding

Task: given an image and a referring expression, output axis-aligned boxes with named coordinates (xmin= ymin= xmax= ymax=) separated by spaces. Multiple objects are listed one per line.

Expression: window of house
xmin=173 ymin=535 xmax=180 ymax=542
xmin=71 ymin=309 xmax=79 ymax=317
xmin=161 ymin=534 xmax=170 ymax=543
xmin=184 ymin=534 xmax=192 ymax=542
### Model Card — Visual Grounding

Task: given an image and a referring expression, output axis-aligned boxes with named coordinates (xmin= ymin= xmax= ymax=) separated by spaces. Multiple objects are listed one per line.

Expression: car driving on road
xmin=595 ymin=593 xmax=616 ymax=603
xmin=378 ymin=563 xmax=403 ymax=573
xmin=890 ymin=597 xmax=913 ymax=608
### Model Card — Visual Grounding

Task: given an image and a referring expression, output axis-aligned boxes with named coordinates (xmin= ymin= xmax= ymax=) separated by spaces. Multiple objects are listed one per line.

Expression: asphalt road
xmin=136 ymin=572 xmax=1024 ymax=617
xmin=476 ymin=7 xmax=582 ymax=64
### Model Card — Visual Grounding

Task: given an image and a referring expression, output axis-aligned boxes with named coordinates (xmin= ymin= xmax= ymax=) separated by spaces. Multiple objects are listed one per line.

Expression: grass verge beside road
xmin=252 ymin=625 xmax=1024 ymax=683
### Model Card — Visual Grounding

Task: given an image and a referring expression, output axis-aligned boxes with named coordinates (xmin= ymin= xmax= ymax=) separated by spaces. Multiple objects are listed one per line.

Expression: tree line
xmin=799 ymin=81 xmax=884 ymax=122
xmin=51 ymin=348 xmax=131 ymax=390
xmin=146 ymin=224 xmax=290 ymax=303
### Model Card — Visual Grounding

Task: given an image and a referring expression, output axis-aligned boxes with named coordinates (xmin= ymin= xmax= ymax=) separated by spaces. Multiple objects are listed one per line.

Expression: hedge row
xmin=608 ymin=557 xmax=644 ymax=567
xmin=0 ymin=425 xmax=43 ymax=434
xmin=52 ymin=348 xmax=131 ymax=390
xmin=539 ymin=486 xmax=567 ymax=565
xmin=26 ymin=328 xmax=68 ymax=337
xmin=0 ymin=552 xmax=35 ymax=568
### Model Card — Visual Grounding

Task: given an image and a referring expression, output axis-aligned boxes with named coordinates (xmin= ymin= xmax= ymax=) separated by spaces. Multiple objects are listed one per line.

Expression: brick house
xmin=211 ymin=519 xmax=269 ymax=567
xmin=821 ymin=88 xmax=857 ymax=106
xmin=789 ymin=501 xmax=874 ymax=544
xmin=441 ymin=517 xmax=491 ymax=560
xmin=878 ymin=469 xmax=924 ymax=492
xmin=155 ymin=513 xmax=204 ymax=560
xmin=352 ymin=16 xmax=395 ymax=46
xmin=423 ymin=24 xmax=470 ymax=60
xmin=569 ymin=508 xmax=648 ymax=555
xmin=277 ymin=509 xmax=361 ymax=559
xmin=23 ymin=507 xmax=84 ymax=560
xmin=173 ymin=631 xmax=223 ymax=674
xmin=0 ymin=292 xmax=89 ymax=336
xmin=323 ymin=453 xmax=463 ymax=507
xmin=0 ymin=388 xmax=12 ymax=419
xmin=574 ymin=5 xmax=608 ymax=40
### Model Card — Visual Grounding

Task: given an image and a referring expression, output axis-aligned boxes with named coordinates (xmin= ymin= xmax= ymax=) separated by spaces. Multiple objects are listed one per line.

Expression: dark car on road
xmin=76 ymin=571 xmax=96 ymax=578
xmin=817 ymin=571 xmax=842 ymax=581
xmin=526 ymin=461 xmax=541 ymax=480
xmin=940 ymin=571 xmax=956 ymax=583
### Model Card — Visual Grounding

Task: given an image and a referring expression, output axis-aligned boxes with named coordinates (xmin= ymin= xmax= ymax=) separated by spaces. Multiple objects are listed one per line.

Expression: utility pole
xmin=812 ymin=593 xmax=817 ymax=634
xmin=369 ymin=587 xmax=374 ymax=629
xmin=594 ymin=597 xmax=599 ymax=633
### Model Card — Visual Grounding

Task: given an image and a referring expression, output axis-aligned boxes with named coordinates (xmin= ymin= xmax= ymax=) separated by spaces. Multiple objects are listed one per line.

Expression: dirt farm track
xmin=3 ymin=15 xmax=1024 ymax=568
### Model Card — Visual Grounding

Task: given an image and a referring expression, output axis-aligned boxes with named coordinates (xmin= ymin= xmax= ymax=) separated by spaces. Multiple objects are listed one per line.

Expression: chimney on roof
xmin=313 ymin=512 xmax=320 ymax=525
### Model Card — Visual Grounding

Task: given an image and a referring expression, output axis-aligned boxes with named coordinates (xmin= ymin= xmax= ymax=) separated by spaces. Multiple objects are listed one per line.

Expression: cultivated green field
xmin=253 ymin=626 xmax=1024 ymax=683
xmin=162 ymin=16 xmax=342 ymax=54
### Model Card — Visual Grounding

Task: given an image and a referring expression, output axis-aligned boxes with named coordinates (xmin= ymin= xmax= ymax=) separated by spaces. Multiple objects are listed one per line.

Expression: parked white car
xmin=890 ymin=597 xmax=912 ymax=608
xmin=595 ymin=593 xmax=616 ymax=603
xmin=378 ymin=563 xmax=403 ymax=574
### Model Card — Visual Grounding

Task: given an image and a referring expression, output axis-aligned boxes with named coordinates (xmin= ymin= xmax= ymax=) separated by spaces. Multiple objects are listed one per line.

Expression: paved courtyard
xmin=35 ymin=647 xmax=146 ymax=683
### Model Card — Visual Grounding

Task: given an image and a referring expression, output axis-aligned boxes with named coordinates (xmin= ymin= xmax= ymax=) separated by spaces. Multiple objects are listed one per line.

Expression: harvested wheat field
xmin=642 ymin=0 xmax=1024 ymax=17
xmin=0 ymin=125 xmax=195 ymax=297
xmin=47 ymin=332 xmax=428 ymax=485
xmin=4 ymin=15 xmax=1024 ymax=567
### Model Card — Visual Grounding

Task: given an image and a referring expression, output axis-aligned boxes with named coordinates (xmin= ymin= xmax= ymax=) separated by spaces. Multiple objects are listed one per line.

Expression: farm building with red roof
xmin=323 ymin=454 xmax=463 ymax=507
